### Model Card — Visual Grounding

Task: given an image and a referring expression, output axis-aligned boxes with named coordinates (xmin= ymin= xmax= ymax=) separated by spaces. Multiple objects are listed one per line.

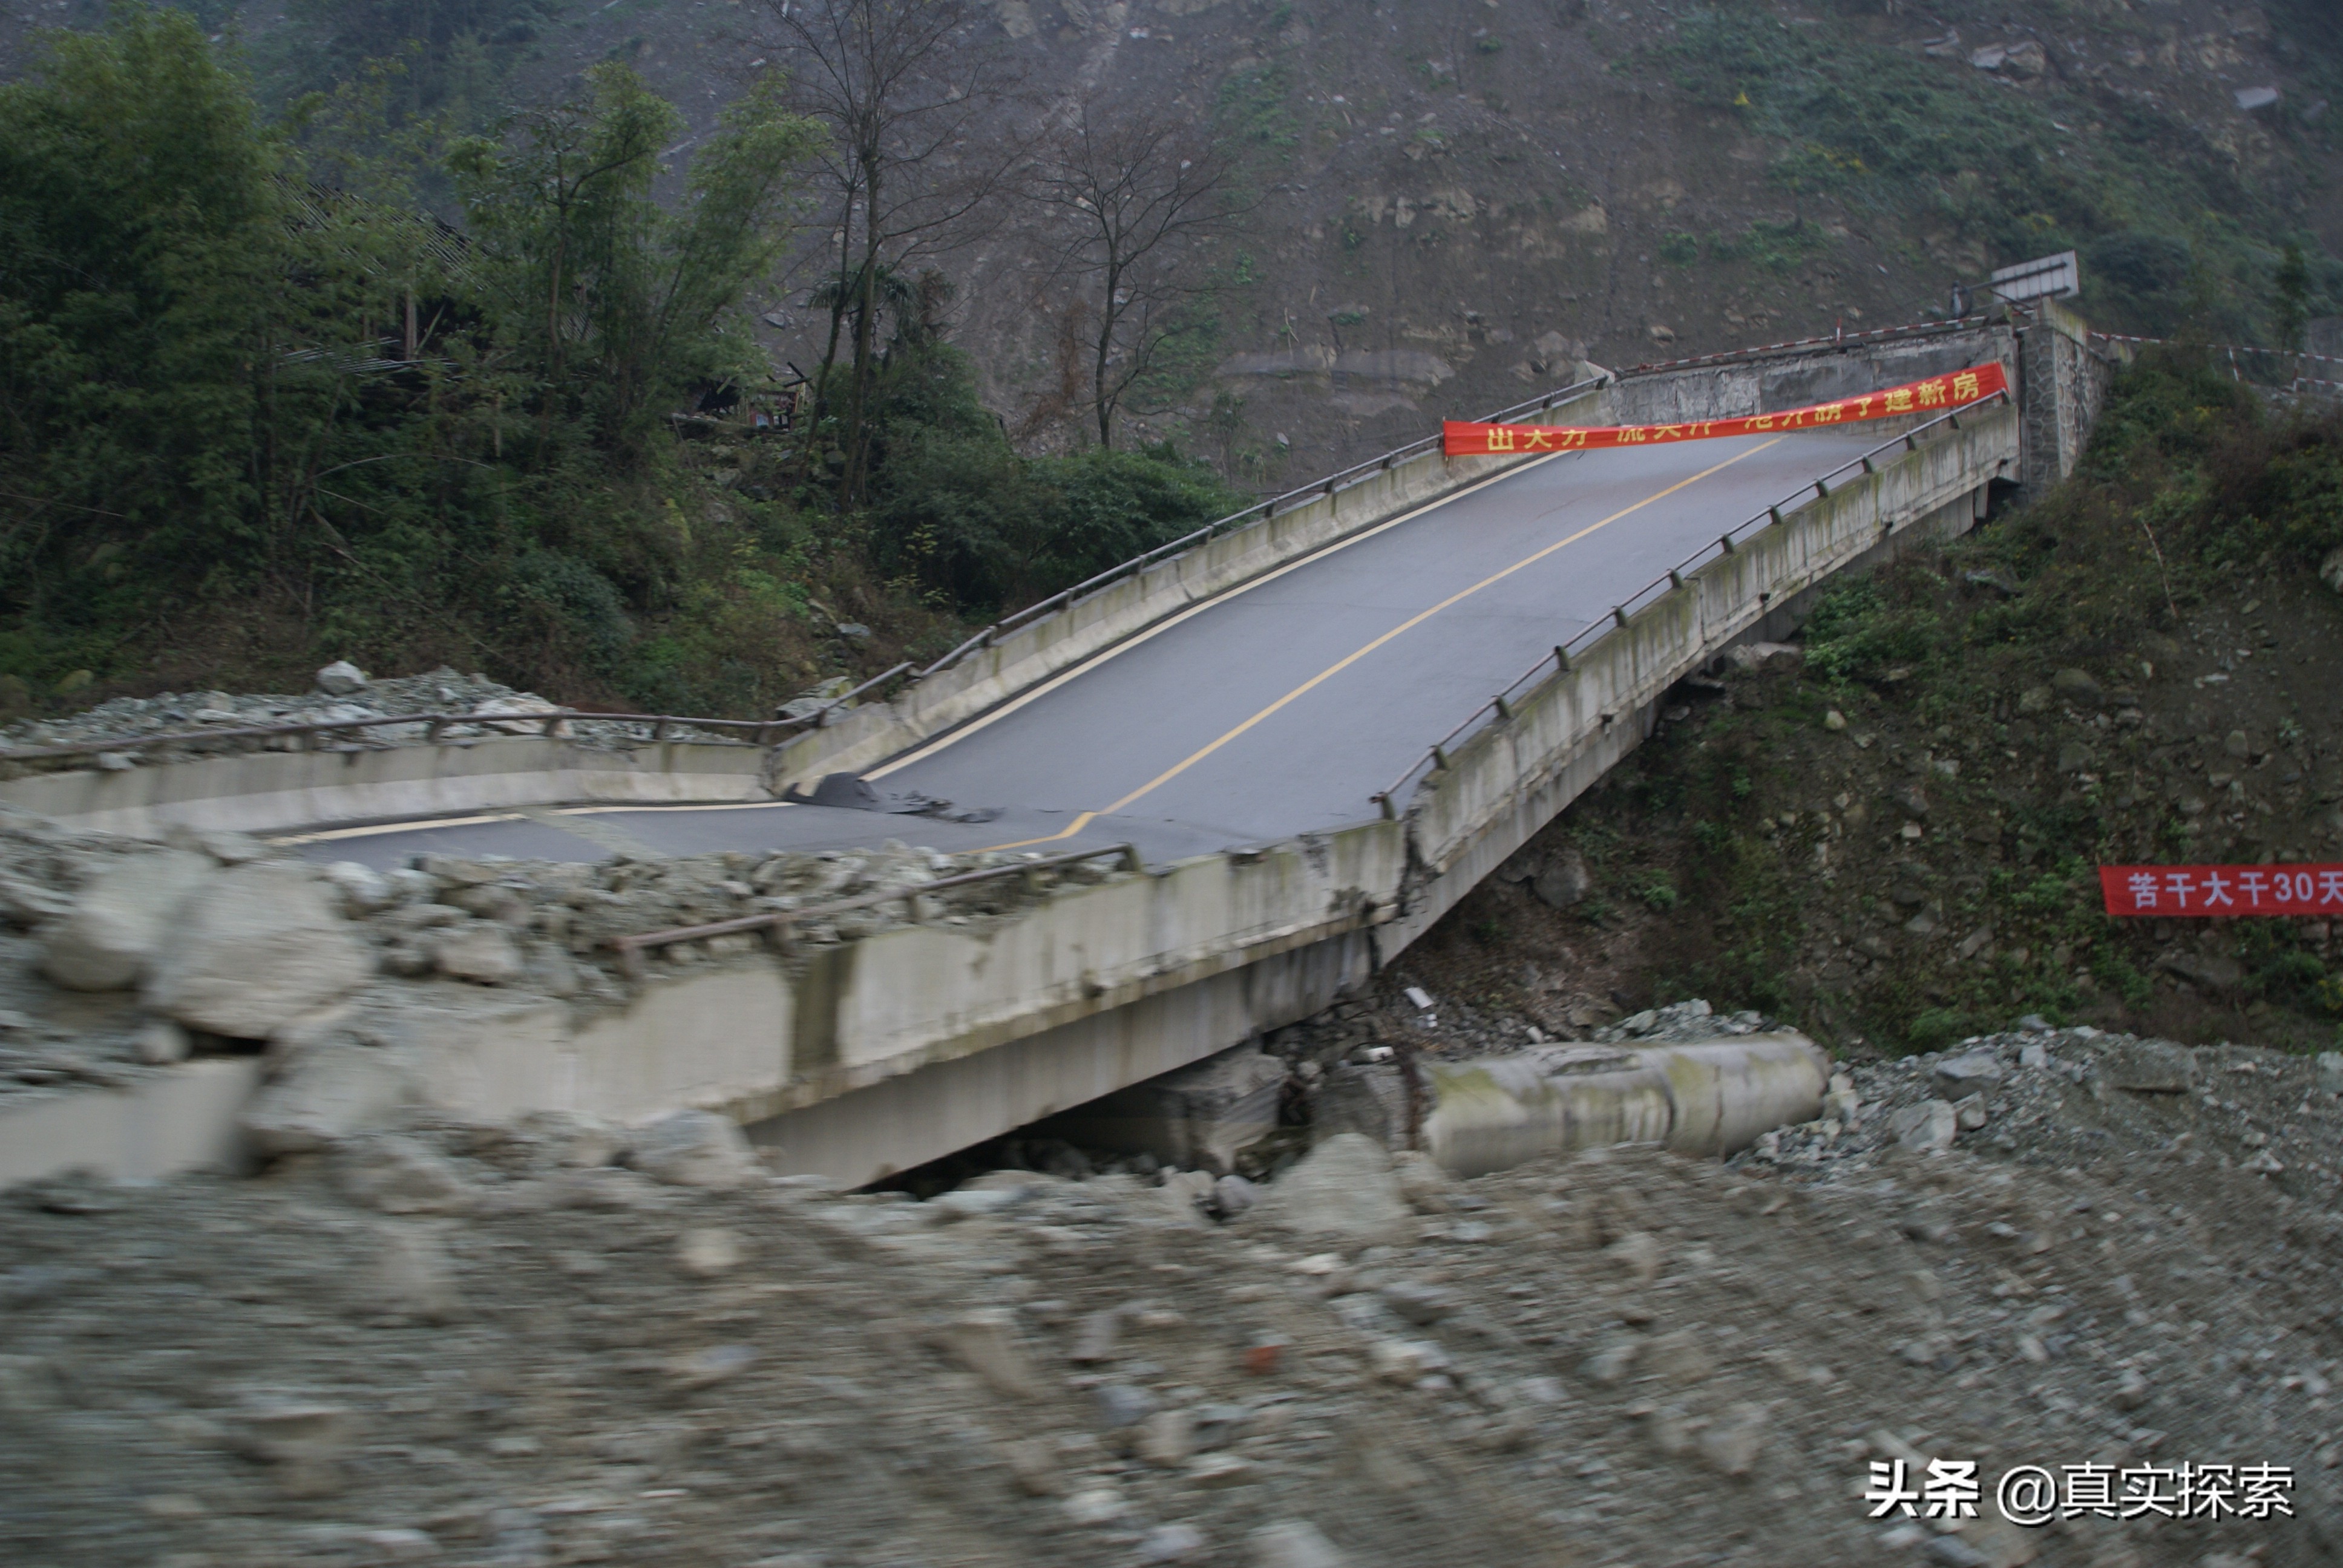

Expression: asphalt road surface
xmin=292 ymin=428 xmax=1885 ymax=871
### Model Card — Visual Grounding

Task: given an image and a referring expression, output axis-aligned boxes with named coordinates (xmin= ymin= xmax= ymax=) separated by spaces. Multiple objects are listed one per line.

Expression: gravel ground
xmin=4 ymin=1016 xmax=2339 ymax=1568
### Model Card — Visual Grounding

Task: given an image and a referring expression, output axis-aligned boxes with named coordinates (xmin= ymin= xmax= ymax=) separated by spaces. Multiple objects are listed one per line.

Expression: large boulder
xmin=1530 ymin=851 xmax=1591 ymax=910
xmin=1250 ymin=1132 xmax=1412 ymax=1246
xmin=239 ymin=1039 xmax=416 ymax=1155
xmin=314 ymin=661 xmax=369 ymax=696
xmin=42 ymin=849 xmax=214 ymax=991
xmin=336 ymin=1134 xmax=473 ymax=1215
xmin=433 ymin=924 xmax=523 ymax=985
xmin=1891 ymin=1100 xmax=1958 ymax=1152
xmin=2103 ymin=1037 xmax=2200 ymax=1094
xmin=1930 ymin=1051 xmax=2004 ymax=1101
xmin=628 ymin=1109 xmax=759 ymax=1189
xmin=145 ymin=862 xmax=372 ymax=1038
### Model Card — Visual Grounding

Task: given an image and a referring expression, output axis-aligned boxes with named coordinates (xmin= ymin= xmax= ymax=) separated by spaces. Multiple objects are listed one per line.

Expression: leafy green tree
xmin=448 ymin=65 xmax=824 ymax=468
xmin=0 ymin=7 xmax=367 ymax=648
xmin=2276 ymin=243 xmax=2312 ymax=351
xmin=0 ymin=13 xmax=830 ymax=699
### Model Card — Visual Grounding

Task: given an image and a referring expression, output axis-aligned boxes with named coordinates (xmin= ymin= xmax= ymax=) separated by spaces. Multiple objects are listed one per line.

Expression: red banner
xmin=1443 ymin=361 xmax=2010 ymax=457
xmin=2100 ymin=864 xmax=2343 ymax=918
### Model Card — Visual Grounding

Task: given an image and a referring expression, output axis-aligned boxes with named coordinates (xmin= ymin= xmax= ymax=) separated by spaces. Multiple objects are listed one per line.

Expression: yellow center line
xmin=974 ymin=809 xmax=1104 ymax=854
xmin=270 ymin=812 xmax=525 ymax=846
xmin=971 ymin=438 xmax=1784 ymax=853
xmin=869 ymin=449 xmax=1579 ymax=781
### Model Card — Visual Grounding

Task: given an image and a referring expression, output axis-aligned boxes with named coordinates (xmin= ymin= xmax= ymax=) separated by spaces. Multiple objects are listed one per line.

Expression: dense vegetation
xmin=0 ymin=10 xmax=1240 ymax=716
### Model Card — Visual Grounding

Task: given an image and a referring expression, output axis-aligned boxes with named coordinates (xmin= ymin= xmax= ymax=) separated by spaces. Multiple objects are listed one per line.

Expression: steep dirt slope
xmin=628 ymin=0 xmax=2343 ymax=477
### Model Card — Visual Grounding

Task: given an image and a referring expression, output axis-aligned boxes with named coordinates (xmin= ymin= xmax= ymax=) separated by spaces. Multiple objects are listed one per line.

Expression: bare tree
xmin=755 ymin=0 xmax=1023 ymax=501
xmin=1038 ymin=94 xmax=1250 ymax=449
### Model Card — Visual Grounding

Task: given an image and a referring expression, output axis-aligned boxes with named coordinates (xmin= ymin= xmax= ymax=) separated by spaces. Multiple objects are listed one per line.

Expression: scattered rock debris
xmin=0 ymin=801 xmax=1134 ymax=1116
xmin=7 ymin=1005 xmax=2343 ymax=1564
xmin=0 ymin=665 xmax=749 ymax=770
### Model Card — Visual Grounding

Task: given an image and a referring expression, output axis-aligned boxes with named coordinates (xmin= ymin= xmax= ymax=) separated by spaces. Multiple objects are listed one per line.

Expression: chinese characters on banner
xmin=2099 ymin=864 xmax=2343 ymax=917
xmin=1442 ymin=362 xmax=2010 ymax=457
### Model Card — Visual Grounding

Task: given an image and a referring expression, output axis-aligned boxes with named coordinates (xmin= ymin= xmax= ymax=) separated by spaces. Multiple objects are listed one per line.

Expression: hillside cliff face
xmin=9 ymin=0 xmax=2328 ymax=482
xmin=514 ymin=0 xmax=2342 ymax=479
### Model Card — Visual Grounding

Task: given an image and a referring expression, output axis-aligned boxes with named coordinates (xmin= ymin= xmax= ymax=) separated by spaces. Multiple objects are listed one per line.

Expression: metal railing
xmin=913 ymin=372 xmax=1617 ymax=681
xmin=1614 ymin=315 xmax=1996 ymax=379
xmin=1366 ymin=389 xmax=2015 ymax=819
xmin=2086 ymin=331 xmax=2343 ymax=373
xmin=605 ymin=840 xmax=1139 ymax=976
xmin=8 ymin=321 xmax=2015 ymax=774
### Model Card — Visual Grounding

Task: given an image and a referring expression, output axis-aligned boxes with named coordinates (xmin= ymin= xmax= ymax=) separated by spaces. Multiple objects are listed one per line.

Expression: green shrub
xmin=501 ymin=550 xmax=634 ymax=679
xmin=2255 ymin=950 xmax=2327 ymax=1001
xmin=872 ymin=347 xmax=1245 ymax=616
xmin=1905 ymin=1007 xmax=1976 ymax=1053
xmin=1802 ymin=582 xmax=1939 ymax=685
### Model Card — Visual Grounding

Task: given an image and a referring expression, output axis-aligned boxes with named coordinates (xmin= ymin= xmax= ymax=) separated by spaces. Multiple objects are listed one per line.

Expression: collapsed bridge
xmin=0 ymin=306 xmax=2117 ymax=1187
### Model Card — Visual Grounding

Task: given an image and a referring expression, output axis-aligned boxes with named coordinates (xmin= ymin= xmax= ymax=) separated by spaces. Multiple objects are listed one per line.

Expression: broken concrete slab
xmin=240 ymin=1038 xmax=418 ymax=1156
xmin=1044 ymin=1044 xmax=1286 ymax=1175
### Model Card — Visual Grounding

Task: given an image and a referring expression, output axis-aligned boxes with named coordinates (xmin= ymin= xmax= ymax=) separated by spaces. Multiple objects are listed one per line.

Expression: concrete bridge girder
xmin=0 ymin=324 xmax=2076 ymax=1189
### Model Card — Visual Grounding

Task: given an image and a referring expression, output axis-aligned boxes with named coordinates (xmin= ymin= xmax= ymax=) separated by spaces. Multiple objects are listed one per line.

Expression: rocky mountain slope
xmin=7 ymin=0 xmax=2334 ymax=483
xmin=555 ymin=0 xmax=2343 ymax=477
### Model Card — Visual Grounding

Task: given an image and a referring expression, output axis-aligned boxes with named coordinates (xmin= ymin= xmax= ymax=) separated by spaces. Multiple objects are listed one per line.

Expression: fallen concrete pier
xmin=1421 ymin=1034 xmax=1830 ymax=1177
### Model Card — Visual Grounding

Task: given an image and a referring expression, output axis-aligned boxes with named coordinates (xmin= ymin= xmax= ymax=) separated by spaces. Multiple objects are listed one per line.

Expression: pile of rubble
xmin=1738 ymin=1016 xmax=2343 ymax=1191
xmin=0 ymin=801 xmax=1129 ymax=1111
xmin=1593 ymin=998 xmax=1773 ymax=1045
xmin=5 ymin=1051 xmax=2338 ymax=1567
xmin=0 ymin=664 xmax=754 ymax=770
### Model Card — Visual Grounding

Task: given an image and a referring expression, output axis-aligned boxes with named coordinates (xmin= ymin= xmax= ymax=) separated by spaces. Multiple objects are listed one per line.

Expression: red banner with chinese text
xmin=1443 ymin=361 xmax=2010 ymax=457
xmin=2100 ymin=864 xmax=2343 ymax=918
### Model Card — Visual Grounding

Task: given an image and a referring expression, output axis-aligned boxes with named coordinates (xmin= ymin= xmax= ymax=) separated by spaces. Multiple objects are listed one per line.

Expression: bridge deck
xmin=291 ymin=428 xmax=1884 ymax=870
